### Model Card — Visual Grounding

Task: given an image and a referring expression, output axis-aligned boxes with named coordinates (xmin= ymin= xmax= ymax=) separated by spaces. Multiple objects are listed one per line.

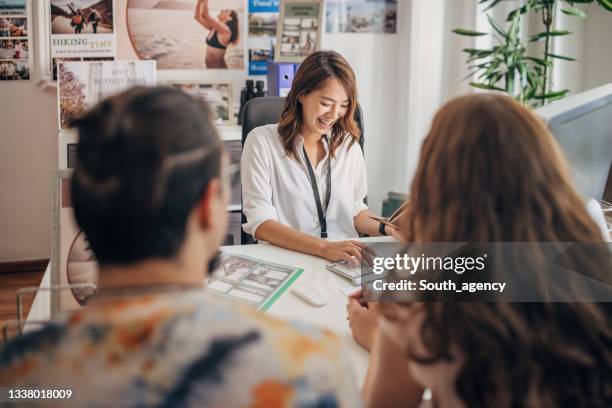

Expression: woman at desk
xmin=241 ymin=50 xmax=400 ymax=262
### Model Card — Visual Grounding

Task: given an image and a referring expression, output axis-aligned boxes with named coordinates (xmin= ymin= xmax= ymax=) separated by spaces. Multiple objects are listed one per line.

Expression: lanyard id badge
xmin=302 ymin=145 xmax=331 ymax=239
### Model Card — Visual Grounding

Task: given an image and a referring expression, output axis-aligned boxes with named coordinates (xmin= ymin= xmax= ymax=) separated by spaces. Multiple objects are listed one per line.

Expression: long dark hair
xmin=227 ymin=10 xmax=239 ymax=45
xmin=383 ymin=94 xmax=612 ymax=407
xmin=277 ymin=50 xmax=360 ymax=161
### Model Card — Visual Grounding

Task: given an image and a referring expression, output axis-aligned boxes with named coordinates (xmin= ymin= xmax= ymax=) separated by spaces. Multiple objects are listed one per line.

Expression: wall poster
xmin=50 ymin=0 xmax=117 ymax=80
xmin=247 ymin=0 xmax=278 ymax=76
xmin=57 ymin=59 xmax=156 ymax=129
xmin=120 ymin=0 xmax=245 ymax=70
xmin=0 ymin=0 xmax=30 ymax=80
xmin=275 ymin=0 xmax=321 ymax=63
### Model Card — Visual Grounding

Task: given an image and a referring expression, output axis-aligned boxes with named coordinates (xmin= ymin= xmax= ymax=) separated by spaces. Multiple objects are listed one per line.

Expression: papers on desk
xmin=208 ymin=253 xmax=303 ymax=311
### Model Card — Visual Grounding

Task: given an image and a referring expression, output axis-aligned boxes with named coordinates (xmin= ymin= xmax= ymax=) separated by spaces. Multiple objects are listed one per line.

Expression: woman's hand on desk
xmin=321 ymin=240 xmax=364 ymax=262
xmin=347 ymin=289 xmax=379 ymax=351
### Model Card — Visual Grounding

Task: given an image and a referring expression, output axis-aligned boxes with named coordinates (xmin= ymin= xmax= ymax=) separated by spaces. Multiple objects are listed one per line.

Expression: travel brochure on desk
xmin=209 ymin=253 xmax=303 ymax=311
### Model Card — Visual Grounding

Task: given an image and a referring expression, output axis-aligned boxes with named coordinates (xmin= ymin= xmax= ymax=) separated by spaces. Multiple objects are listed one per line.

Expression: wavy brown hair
xmin=278 ymin=50 xmax=360 ymax=161
xmin=383 ymin=94 xmax=612 ymax=407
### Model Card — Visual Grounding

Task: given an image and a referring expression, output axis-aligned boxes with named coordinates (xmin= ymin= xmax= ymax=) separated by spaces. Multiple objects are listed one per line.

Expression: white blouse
xmin=241 ymin=124 xmax=368 ymax=239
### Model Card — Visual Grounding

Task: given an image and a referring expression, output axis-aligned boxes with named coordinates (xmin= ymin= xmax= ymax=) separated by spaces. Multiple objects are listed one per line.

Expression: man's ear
xmin=197 ymin=178 xmax=221 ymax=229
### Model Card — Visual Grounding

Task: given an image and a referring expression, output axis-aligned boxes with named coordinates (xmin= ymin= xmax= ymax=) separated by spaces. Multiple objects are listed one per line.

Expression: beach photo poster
xmin=0 ymin=2 xmax=30 ymax=80
xmin=248 ymin=0 xmax=279 ymax=75
xmin=58 ymin=60 xmax=156 ymax=129
xmin=325 ymin=0 xmax=397 ymax=33
xmin=50 ymin=0 xmax=117 ymax=77
xmin=125 ymin=0 xmax=245 ymax=70
xmin=275 ymin=0 xmax=321 ymax=63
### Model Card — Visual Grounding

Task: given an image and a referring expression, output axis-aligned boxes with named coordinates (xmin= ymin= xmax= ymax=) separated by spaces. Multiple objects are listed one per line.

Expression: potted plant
xmin=453 ymin=0 xmax=612 ymax=107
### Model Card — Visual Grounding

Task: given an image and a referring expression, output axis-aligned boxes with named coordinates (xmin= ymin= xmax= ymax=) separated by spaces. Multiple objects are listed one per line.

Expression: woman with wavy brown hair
xmin=241 ymin=50 xmax=400 ymax=262
xmin=351 ymin=93 xmax=612 ymax=407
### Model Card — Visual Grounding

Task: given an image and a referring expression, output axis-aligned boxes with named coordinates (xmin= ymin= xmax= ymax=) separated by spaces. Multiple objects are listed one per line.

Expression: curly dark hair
xmin=382 ymin=94 xmax=612 ymax=407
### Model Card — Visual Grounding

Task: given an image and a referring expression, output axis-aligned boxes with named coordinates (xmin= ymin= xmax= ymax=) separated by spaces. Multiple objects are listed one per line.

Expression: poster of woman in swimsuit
xmin=123 ymin=0 xmax=244 ymax=70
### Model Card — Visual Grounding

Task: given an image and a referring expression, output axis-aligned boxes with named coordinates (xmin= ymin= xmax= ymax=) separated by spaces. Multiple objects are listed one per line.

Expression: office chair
xmin=240 ymin=96 xmax=365 ymax=244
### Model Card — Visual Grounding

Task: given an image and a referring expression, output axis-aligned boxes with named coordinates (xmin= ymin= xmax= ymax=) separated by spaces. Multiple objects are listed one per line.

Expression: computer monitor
xmin=535 ymin=83 xmax=612 ymax=201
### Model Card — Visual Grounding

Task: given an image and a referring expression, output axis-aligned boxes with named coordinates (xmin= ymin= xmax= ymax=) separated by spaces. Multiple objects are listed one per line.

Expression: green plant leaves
xmin=534 ymin=89 xmax=570 ymax=99
xmin=452 ymin=0 xmax=612 ymax=107
xmin=525 ymin=57 xmax=553 ymax=66
xmin=469 ymin=82 xmax=506 ymax=92
xmin=596 ymin=0 xmax=612 ymax=11
xmin=453 ymin=28 xmax=488 ymax=36
xmin=529 ymin=30 xmax=572 ymax=41
xmin=482 ymin=0 xmax=505 ymax=12
xmin=561 ymin=7 xmax=587 ymax=17
xmin=546 ymin=52 xmax=577 ymax=61
xmin=487 ymin=14 xmax=507 ymax=38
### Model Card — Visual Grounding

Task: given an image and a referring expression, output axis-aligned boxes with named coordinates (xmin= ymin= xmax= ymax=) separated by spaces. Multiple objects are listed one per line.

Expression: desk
xmin=221 ymin=236 xmax=395 ymax=385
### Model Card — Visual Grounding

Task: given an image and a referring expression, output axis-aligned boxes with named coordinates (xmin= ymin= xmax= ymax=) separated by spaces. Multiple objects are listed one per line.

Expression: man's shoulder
xmin=201 ymin=295 xmax=342 ymax=352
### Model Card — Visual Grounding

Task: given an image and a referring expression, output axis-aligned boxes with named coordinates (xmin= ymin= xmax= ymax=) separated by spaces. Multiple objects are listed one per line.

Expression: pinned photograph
xmin=126 ymin=0 xmax=244 ymax=70
xmin=0 ymin=17 xmax=27 ymax=37
xmin=52 ymin=57 xmax=82 ymax=81
xmin=0 ymin=0 xmax=26 ymax=16
xmin=0 ymin=39 xmax=27 ymax=59
xmin=58 ymin=60 xmax=156 ymax=129
xmin=248 ymin=12 xmax=277 ymax=37
xmin=275 ymin=0 xmax=322 ymax=62
xmin=325 ymin=0 xmax=397 ymax=33
xmin=171 ymin=82 xmax=233 ymax=124
xmin=0 ymin=60 xmax=29 ymax=80
xmin=51 ymin=0 xmax=113 ymax=35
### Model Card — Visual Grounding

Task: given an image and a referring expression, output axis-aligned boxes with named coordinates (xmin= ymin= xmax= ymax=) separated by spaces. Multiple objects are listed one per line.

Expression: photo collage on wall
xmin=247 ymin=0 xmax=279 ymax=75
xmin=275 ymin=0 xmax=320 ymax=62
xmin=50 ymin=0 xmax=117 ymax=80
xmin=0 ymin=0 xmax=30 ymax=80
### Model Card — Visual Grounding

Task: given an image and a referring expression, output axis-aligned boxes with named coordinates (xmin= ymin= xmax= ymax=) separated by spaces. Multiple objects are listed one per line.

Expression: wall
xmin=0 ymin=83 xmax=57 ymax=262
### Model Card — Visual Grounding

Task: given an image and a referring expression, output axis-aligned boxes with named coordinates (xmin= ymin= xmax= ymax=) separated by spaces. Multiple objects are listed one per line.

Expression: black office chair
xmin=240 ymin=97 xmax=365 ymax=244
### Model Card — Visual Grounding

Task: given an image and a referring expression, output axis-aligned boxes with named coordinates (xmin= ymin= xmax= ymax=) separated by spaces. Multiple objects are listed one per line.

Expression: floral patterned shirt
xmin=0 ymin=289 xmax=359 ymax=407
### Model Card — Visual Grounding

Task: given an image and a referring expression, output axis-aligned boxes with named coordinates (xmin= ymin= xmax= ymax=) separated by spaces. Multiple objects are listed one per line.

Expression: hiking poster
xmin=248 ymin=0 xmax=279 ymax=76
xmin=50 ymin=0 xmax=117 ymax=80
xmin=116 ymin=0 xmax=245 ymax=70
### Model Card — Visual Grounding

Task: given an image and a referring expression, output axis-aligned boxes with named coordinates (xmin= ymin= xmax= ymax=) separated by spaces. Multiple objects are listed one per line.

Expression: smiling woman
xmin=241 ymin=50 xmax=401 ymax=262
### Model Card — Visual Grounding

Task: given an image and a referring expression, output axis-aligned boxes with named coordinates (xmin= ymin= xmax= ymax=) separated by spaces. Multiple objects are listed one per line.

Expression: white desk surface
xmin=221 ymin=237 xmax=395 ymax=385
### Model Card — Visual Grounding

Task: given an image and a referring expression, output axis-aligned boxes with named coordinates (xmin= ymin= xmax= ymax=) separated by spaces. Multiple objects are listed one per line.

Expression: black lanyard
xmin=302 ymin=144 xmax=331 ymax=239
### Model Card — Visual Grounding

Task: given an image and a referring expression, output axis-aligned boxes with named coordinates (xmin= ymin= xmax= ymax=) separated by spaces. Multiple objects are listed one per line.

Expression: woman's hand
xmin=385 ymin=224 xmax=404 ymax=241
xmin=347 ymin=290 xmax=379 ymax=351
xmin=320 ymin=240 xmax=364 ymax=262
